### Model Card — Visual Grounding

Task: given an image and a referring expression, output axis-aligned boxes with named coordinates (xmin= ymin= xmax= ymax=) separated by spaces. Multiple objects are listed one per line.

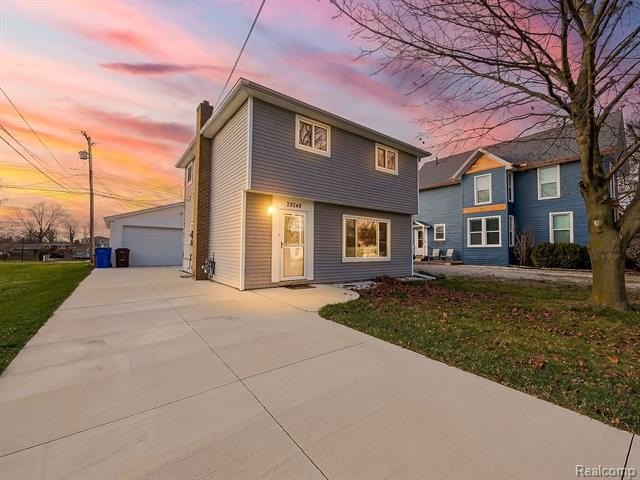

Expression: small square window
xmin=375 ymin=144 xmax=399 ymax=175
xmin=295 ymin=115 xmax=330 ymax=156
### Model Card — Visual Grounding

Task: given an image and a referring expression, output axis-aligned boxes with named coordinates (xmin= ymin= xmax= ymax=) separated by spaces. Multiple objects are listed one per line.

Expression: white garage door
xmin=122 ymin=226 xmax=183 ymax=266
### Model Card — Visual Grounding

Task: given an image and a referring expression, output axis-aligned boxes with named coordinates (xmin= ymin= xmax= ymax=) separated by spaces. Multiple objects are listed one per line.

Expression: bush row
xmin=530 ymin=242 xmax=591 ymax=269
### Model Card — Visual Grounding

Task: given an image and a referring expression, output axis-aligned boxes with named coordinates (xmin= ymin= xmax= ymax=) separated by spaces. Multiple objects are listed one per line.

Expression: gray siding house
xmin=177 ymin=78 xmax=430 ymax=289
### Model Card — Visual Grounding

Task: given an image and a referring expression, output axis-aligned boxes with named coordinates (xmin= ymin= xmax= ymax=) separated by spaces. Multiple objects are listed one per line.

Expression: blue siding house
xmin=415 ymin=114 xmax=625 ymax=266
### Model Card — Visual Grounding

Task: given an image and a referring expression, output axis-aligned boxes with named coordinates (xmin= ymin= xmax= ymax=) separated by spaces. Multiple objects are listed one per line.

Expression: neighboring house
xmin=104 ymin=203 xmax=184 ymax=267
xmin=416 ymin=113 xmax=625 ymax=266
xmin=177 ymin=78 xmax=430 ymax=289
xmin=80 ymin=236 xmax=110 ymax=247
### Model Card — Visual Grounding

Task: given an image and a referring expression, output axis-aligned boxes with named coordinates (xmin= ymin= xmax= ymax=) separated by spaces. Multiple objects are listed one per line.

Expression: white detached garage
xmin=104 ymin=202 xmax=184 ymax=267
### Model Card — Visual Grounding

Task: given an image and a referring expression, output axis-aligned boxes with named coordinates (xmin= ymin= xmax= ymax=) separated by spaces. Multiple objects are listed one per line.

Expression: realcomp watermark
xmin=576 ymin=465 xmax=637 ymax=478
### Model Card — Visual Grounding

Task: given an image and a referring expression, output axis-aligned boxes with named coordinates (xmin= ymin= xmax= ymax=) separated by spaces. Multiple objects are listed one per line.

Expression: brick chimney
xmin=191 ymin=100 xmax=214 ymax=280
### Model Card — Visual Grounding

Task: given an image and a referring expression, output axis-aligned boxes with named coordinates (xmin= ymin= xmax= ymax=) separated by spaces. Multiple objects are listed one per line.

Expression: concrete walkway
xmin=0 ymin=268 xmax=636 ymax=479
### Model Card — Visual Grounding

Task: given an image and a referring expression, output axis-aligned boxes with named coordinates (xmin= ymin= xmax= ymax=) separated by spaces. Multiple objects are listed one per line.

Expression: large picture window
xmin=538 ymin=165 xmax=560 ymax=199
xmin=474 ymin=174 xmax=492 ymax=205
xmin=295 ymin=115 xmax=330 ymax=156
xmin=343 ymin=215 xmax=390 ymax=261
xmin=375 ymin=144 xmax=398 ymax=174
xmin=549 ymin=212 xmax=573 ymax=243
xmin=467 ymin=216 xmax=501 ymax=247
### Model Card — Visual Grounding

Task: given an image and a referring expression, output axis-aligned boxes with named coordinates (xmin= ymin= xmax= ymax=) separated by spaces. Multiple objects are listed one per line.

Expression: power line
xmin=0 ymin=132 xmax=71 ymax=190
xmin=0 ymin=84 xmax=78 ymax=187
xmin=0 ymin=123 xmax=80 ymax=192
xmin=213 ymin=0 xmax=266 ymax=110
xmin=1 ymin=184 xmax=175 ymax=208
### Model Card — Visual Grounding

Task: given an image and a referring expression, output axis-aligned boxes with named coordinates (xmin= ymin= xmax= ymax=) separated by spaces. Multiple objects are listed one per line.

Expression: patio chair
xmin=445 ymin=249 xmax=454 ymax=262
xmin=428 ymin=248 xmax=441 ymax=261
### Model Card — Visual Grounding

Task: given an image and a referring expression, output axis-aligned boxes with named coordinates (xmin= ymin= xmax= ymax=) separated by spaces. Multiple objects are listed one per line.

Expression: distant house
xmin=177 ymin=78 xmax=430 ymax=289
xmin=415 ymin=113 xmax=625 ymax=265
xmin=80 ymin=236 xmax=110 ymax=247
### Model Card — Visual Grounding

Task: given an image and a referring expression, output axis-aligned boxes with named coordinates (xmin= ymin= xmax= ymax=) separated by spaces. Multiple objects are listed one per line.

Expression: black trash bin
xmin=115 ymin=248 xmax=130 ymax=268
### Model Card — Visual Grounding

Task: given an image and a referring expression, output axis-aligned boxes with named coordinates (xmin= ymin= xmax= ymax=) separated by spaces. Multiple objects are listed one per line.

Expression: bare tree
xmin=332 ymin=0 xmax=640 ymax=309
xmin=62 ymin=218 xmax=78 ymax=244
xmin=15 ymin=202 xmax=66 ymax=243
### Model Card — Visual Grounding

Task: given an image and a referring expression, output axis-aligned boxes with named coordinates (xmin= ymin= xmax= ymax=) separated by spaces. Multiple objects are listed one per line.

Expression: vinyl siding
xmin=208 ymin=101 xmax=248 ymax=288
xmin=417 ymin=184 xmax=463 ymax=261
xmin=462 ymin=167 xmax=507 ymax=207
xmin=251 ymin=99 xmax=418 ymax=215
xmin=462 ymin=211 xmax=510 ymax=266
xmin=513 ymin=161 xmax=588 ymax=245
xmin=314 ymin=202 xmax=412 ymax=282
xmin=182 ymin=167 xmax=194 ymax=272
xmin=244 ymin=192 xmax=274 ymax=289
xmin=461 ymin=167 xmax=509 ymax=265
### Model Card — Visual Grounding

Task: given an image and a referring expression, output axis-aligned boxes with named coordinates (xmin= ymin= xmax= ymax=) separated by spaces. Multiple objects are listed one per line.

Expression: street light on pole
xmin=79 ymin=131 xmax=94 ymax=264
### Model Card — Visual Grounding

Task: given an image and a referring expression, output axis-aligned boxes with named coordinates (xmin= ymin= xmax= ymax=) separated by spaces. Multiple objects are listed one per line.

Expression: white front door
xmin=281 ymin=211 xmax=306 ymax=280
xmin=414 ymin=227 xmax=425 ymax=257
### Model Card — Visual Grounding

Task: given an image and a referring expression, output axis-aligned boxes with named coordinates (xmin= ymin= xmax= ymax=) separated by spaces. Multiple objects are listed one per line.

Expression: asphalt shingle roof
xmin=419 ymin=112 xmax=624 ymax=190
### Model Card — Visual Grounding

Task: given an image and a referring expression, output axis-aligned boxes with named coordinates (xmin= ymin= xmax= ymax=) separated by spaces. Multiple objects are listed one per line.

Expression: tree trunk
xmin=588 ymin=227 xmax=629 ymax=310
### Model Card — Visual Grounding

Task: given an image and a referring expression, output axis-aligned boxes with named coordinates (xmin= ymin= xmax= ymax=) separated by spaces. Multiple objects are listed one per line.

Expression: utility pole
xmin=79 ymin=132 xmax=95 ymax=264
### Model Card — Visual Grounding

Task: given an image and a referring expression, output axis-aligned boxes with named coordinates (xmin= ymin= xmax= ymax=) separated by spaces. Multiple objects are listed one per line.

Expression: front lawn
xmin=320 ymin=277 xmax=640 ymax=434
xmin=0 ymin=262 xmax=92 ymax=374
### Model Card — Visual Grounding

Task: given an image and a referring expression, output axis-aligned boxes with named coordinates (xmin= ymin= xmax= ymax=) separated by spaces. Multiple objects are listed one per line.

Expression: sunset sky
xmin=0 ymin=0 xmax=496 ymax=236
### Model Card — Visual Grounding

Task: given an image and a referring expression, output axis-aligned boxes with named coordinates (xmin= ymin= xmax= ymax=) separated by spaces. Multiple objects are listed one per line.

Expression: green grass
xmin=320 ymin=277 xmax=640 ymax=434
xmin=0 ymin=262 xmax=93 ymax=374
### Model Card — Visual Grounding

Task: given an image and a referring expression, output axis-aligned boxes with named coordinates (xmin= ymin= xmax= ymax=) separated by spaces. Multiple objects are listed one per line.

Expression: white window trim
xmin=295 ymin=114 xmax=331 ymax=157
xmin=508 ymin=215 xmax=515 ymax=247
xmin=186 ymin=162 xmax=194 ymax=186
xmin=342 ymin=214 xmax=391 ymax=262
xmin=467 ymin=215 xmax=502 ymax=248
xmin=474 ymin=173 xmax=492 ymax=205
xmin=374 ymin=143 xmax=399 ymax=175
xmin=507 ymin=170 xmax=514 ymax=202
xmin=433 ymin=223 xmax=446 ymax=241
xmin=549 ymin=211 xmax=574 ymax=243
xmin=537 ymin=165 xmax=561 ymax=200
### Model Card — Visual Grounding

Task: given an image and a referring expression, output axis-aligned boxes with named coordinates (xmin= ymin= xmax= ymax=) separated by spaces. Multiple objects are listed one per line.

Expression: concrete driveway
xmin=0 ymin=268 xmax=636 ymax=479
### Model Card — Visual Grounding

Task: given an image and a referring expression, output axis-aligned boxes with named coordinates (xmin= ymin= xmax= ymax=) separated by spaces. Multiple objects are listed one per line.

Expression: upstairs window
xmin=474 ymin=174 xmax=492 ymax=205
xmin=295 ymin=115 xmax=330 ymax=157
xmin=507 ymin=170 xmax=514 ymax=202
xmin=538 ymin=165 xmax=560 ymax=199
xmin=343 ymin=215 xmax=390 ymax=261
xmin=186 ymin=162 xmax=194 ymax=185
xmin=375 ymin=144 xmax=399 ymax=175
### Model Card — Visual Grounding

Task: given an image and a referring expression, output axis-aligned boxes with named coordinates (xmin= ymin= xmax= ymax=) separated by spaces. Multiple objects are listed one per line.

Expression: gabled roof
xmin=419 ymin=111 xmax=624 ymax=190
xmin=176 ymin=78 xmax=431 ymax=168
xmin=104 ymin=202 xmax=183 ymax=228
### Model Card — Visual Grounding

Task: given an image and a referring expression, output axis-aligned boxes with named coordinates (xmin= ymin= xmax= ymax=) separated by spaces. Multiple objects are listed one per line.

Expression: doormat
xmin=284 ymin=284 xmax=316 ymax=290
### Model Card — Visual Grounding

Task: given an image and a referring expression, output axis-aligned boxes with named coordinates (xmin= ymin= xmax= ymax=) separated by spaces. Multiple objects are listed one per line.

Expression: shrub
xmin=531 ymin=243 xmax=590 ymax=269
